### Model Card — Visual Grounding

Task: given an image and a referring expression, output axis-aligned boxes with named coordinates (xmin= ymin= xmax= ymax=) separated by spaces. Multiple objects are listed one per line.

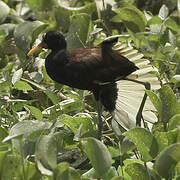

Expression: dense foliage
xmin=0 ymin=0 xmax=180 ymax=179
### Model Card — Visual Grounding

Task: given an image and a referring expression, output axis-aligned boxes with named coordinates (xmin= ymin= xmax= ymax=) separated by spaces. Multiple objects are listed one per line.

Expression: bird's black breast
xmin=45 ymin=50 xmax=96 ymax=90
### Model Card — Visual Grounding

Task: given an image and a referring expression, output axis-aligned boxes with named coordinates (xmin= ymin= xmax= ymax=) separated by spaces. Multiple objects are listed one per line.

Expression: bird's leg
xmin=96 ymin=100 xmax=103 ymax=140
xmin=125 ymin=78 xmax=151 ymax=126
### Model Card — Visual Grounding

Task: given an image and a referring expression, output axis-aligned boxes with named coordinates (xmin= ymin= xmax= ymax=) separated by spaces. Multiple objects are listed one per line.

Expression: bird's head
xmin=27 ymin=31 xmax=67 ymax=56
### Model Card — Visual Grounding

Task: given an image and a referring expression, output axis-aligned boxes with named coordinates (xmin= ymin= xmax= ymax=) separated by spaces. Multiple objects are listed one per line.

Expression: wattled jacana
xmin=28 ymin=31 xmax=139 ymax=138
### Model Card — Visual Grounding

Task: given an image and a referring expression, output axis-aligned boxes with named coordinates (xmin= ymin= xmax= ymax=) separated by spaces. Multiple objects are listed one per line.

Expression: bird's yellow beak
xmin=27 ymin=41 xmax=48 ymax=56
xmin=27 ymin=45 xmax=42 ymax=56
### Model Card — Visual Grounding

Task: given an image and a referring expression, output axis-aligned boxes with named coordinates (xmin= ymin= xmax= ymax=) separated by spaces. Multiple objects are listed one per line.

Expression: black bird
xmin=28 ymin=31 xmax=139 ymax=137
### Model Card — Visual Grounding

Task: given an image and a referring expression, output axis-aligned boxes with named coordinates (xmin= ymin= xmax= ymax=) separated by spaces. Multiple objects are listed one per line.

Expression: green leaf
xmin=24 ymin=161 xmax=41 ymax=180
xmin=81 ymin=137 xmax=112 ymax=177
xmin=25 ymin=0 xmax=58 ymax=12
xmin=3 ymin=120 xmax=51 ymax=142
xmin=124 ymin=128 xmax=158 ymax=162
xmin=171 ymin=75 xmax=180 ymax=83
xmin=82 ymin=167 xmax=118 ymax=180
xmin=25 ymin=105 xmax=43 ymax=121
xmin=0 ymin=1 xmax=10 ymax=24
xmin=29 ymin=72 xmax=43 ymax=83
xmin=55 ymin=2 xmax=96 ymax=32
xmin=60 ymin=115 xmax=95 ymax=137
xmin=44 ymin=90 xmax=60 ymax=105
xmin=147 ymin=16 xmax=163 ymax=25
xmin=66 ymin=13 xmax=92 ymax=49
xmin=54 ymin=162 xmax=69 ymax=180
xmin=145 ymin=90 xmax=161 ymax=114
xmin=169 ymin=114 xmax=180 ymax=130
xmin=60 ymin=98 xmax=83 ymax=113
xmin=119 ymin=136 xmax=135 ymax=155
xmin=125 ymin=163 xmax=150 ymax=180
xmin=14 ymin=21 xmax=45 ymax=53
xmin=1 ymin=155 xmax=21 ymax=180
xmin=54 ymin=162 xmax=81 ymax=180
xmin=14 ymin=80 xmax=33 ymax=91
xmin=155 ymin=143 xmax=180 ymax=179
xmin=176 ymin=161 xmax=180 ymax=175
xmin=154 ymin=129 xmax=178 ymax=153
xmin=158 ymin=85 xmax=180 ymax=122
xmin=36 ymin=135 xmax=57 ymax=175
xmin=21 ymin=78 xmax=46 ymax=90
xmin=0 ymin=151 xmax=8 ymax=176
xmin=112 ymin=6 xmax=147 ymax=32
xmin=12 ymin=68 xmax=23 ymax=85
xmin=158 ymin=5 xmax=169 ymax=20
xmin=0 ymin=127 xmax=8 ymax=144
xmin=165 ymin=17 xmax=180 ymax=32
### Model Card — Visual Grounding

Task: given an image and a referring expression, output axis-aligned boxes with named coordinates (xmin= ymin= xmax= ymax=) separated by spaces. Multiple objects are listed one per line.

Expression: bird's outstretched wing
xmin=113 ymin=42 xmax=160 ymax=129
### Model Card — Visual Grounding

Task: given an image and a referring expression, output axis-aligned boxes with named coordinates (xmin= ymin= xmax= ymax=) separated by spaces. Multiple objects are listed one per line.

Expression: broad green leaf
xmin=0 ymin=127 xmax=8 ymax=144
xmin=169 ymin=114 xmax=180 ymax=130
xmin=14 ymin=21 xmax=45 ymax=53
xmin=60 ymin=115 xmax=95 ymax=137
xmin=60 ymin=98 xmax=83 ymax=113
xmin=3 ymin=120 xmax=51 ymax=142
xmin=147 ymin=16 xmax=163 ymax=25
xmin=125 ymin=163 xmax=150 ymax=180
xmin=155 ymin=143 xmax=180 ymax=179
xmin=14 ymin=80 xmax=33 ymax=91
xmin=12 ymin=68 xmax=23 ymax=85
xmin=154 ymin=129 xmax=178 ymax=153
xmin=124 ymin=128 xmax=158 ymax=161
xmin=44 ymin=90 xmax=60 ymax=105
xmin=66 ymin=13 xmax=92 ymax=49
xmin=25 ymin=105 xmax=43 ymax=121
xmin=1 ymin=155 xmax=21 ymax=180
xmin=54 ymin=162 xmax=81 ymax=180
xmin=145 ymin=90 xmax=161 ymax=114
xmin=25 ymin=0 xmax=58 ymax=12
xmin=118 ymin=159 xmax=144 ymax=179
xmin=82 ymin=167 xmax=118 ymax=180
xmin=158 ymin=5 xmax=169 ymax=20
xmin=176 ymin=161 xmax=180 ymax=175
xmin=112 ymin=6 xmax=147 ymax=32
xmin=29 ymin=72 xmax=43 ymax=83
xmin=165 ymin=17 xmax=180 ymax=32
xmin=108 ymin=146 xmax=120 ymax=158
xmin=0 ymin=151 xmax=8 ymax=176
xmin=55 ymin=2 xmax=96 ymax=32
xmin=68 ymin=167 xmax=81 ymax=180
xmin=171 ymin=75 xmax=180 ymax=83
xmin=158 ymin=85 xmax=180 ymax=122
xmin=0 ymin=24 xmax=16 ymax=35
xmin=54 ymin=162 xmax=69 ymax=180
xmin=24 ymin=161 xmax=41 ymax=180
xmin=0 ymin=1 xmax=10 ymax=24
xmin=119 ymin=136 xmax=135 ymax=155
xmin=21 ymin=78 xmax=46 ymax=90
xmin=81 ymin=137 xmax=112 ymax=177
xmin=36 ymin=135 xmax=57 ymax=174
